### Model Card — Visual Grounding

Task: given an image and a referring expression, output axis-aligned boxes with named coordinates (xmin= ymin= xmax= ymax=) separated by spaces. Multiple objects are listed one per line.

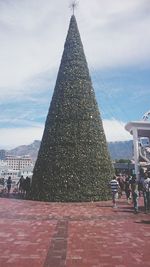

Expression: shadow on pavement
xmin=96 ymin=204 xmax=112 ymax=208
xmin=135 ymin=220 xmax=150 ymax=224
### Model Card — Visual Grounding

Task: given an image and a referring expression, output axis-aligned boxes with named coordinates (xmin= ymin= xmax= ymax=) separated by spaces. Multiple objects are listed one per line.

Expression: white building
xmin=6 ymin=155 xmax=33 ymax=171
xmin=125 ymin=121 xmax=150 ymax=179
xmin=18 ymin=166 xmax=34 ymax=179
xmin=0 ymin=156 xmax=34 ymax=185
xmin=0 ymin=160 xmax=7 ymax=168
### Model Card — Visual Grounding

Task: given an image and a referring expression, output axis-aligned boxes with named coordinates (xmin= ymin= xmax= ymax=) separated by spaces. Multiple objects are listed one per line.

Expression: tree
xmin=31 ymin=15 xmax=114 ymax=202
xmin=116 ymin=159 xmax=131 ymax=163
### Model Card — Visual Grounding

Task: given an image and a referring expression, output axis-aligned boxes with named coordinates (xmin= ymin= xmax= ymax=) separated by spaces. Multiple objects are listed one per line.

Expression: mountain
xmin=7 ymin=140 xmax=41 ymax=161
xmin=108 ymin=140 xmax=133 ymax=160
xmin=7 ymin=139 xmax=133 ymax=161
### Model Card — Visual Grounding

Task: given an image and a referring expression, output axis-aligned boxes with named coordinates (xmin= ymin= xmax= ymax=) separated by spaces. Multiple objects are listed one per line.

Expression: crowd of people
xmin=17 ymin=175 xmax=31 ymax=198
xmin=4 ymin=175 xmax=31 ymax=198
xmin=110 ymin=171 xmax=150 ymax=214
xmin=1 ymin=171 xmax=150 ymax=213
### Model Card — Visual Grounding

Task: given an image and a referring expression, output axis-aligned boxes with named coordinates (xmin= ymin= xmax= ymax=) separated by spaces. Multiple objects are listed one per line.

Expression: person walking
xmin=138 ymin=168 xmax=145 ymax=197
xmin=6 ymin=176 xmax=12 ymax=196
xmin=110 ymin=176 xmax=120 ymax=208
xmin=124 ymin=176 xmax=131 ymax=203
xmin=131 ymin=181 xmax=139 ymax=214
xmin=24 ymin=176 xmax=31 ymax=198
xmin=142 ymin=172 xmax=150 ymax=213
xmin=117 ymin=174 xmax=125 ymax=198
xmin=17 ymin=176 xmax=25 ymax=197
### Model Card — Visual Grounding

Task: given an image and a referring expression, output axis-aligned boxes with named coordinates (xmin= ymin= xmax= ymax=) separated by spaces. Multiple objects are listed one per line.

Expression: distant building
xmin=5 ymin=155 xmax=33 ymax=170
xmin=0 ymin=150 xmax=6 ymax=160
xmin=0 ymin=160 xmax=8 ymax=179
xmin=1 ymin=169 xmax=19 ymax=180
xmin=0 ymin=160 xmax=7 ymax=168
xmin=113 ymin=162 xmax=135 ymax=175
xmin=0 ymin=166 xmax=33 ymax=185
xmin=18 ymin=166 xmax=34 ymax=179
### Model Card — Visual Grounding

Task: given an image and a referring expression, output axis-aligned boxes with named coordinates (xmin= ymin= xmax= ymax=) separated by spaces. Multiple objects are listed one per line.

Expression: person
xmin=17 ymin=176 xmax=25 ymax=196
xmin=110 ymin=175 xmax=120 ymax=208
xmin=138 ymin=168 xmax=145 ymax=197
xmin=138 ymin=176 xmax=144 ymax=197
xmin=130 ymin=175 xmax=136 ymax=197
xmin=117 ymin=174 xmax=125 ymax=198
xmin=6 ymin=176 xmax=12 ymax=196
xmin=124 ymin=176 xmax=131 ymax=203
xmin=24 ymin=176 xmax=31 ymax=198
xmin=131 ymin=181 xmax=139 ymax=214
xmin=142 ymin=172 xmax=150 ymax=213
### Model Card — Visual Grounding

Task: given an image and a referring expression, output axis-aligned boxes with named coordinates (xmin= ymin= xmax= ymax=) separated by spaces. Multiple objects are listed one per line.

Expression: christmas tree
xmin=31 ymin=15 xmax=113 ymax=202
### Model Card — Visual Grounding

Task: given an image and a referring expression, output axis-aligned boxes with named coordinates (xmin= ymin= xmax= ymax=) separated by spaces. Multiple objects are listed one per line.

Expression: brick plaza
xmin=0 ymin=196 xmax=150 ymax=267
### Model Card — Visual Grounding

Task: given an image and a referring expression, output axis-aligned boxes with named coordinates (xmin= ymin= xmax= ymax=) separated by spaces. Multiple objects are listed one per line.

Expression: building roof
xmin=125 ymin=121 xmax=150 ymax=138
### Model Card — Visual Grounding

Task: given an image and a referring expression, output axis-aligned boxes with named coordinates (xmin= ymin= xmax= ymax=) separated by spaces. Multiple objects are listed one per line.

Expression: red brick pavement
xmin=0 ymin=195 xmax=149 ymax=267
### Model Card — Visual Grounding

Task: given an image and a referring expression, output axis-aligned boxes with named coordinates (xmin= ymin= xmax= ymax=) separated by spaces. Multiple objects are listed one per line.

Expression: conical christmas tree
xmin=31 ymin=15 xmax=113 ymax=202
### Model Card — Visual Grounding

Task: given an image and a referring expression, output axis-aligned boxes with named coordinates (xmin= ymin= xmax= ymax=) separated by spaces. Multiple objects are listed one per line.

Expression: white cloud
xmin=0 ymin=119 xmax=131 ymax=149
xmin=0 ymin=0 xmax=148 ymax=148
xmin=0 ymin=0 xmax=150 ymax=95
xmin=81 ymin=0 xmax=150 ymax=69
xmin=103 ymin=119 xmax=131 ymax=142
xmin=0 ymin=126 xmax=44 ymax=149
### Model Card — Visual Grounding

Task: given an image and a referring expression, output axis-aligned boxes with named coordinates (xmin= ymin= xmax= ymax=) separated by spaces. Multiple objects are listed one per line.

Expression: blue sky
xmin=0 ymin=0 xmax=150 ymax=148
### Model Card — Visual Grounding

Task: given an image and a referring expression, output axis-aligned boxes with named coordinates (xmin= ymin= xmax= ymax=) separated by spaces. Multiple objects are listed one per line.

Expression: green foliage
xmin=31 ymin=15 xmax=114 ymax=202
xmin=116 ymin=159 xmax=131 ymax=163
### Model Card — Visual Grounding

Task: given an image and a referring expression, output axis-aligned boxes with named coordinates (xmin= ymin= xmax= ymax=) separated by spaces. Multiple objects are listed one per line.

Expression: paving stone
xmin=0 ymin=195 xmax=150 ymax=267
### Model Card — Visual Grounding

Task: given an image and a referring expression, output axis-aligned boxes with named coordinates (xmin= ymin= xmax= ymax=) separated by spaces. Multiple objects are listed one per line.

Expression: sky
xmin=0 ymin=0 xmax=150 ymax=149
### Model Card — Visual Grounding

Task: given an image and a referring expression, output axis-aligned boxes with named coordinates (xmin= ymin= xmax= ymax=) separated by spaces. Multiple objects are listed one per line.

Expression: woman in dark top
xmin=7 ymin=176 xmax=12 ymax=195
